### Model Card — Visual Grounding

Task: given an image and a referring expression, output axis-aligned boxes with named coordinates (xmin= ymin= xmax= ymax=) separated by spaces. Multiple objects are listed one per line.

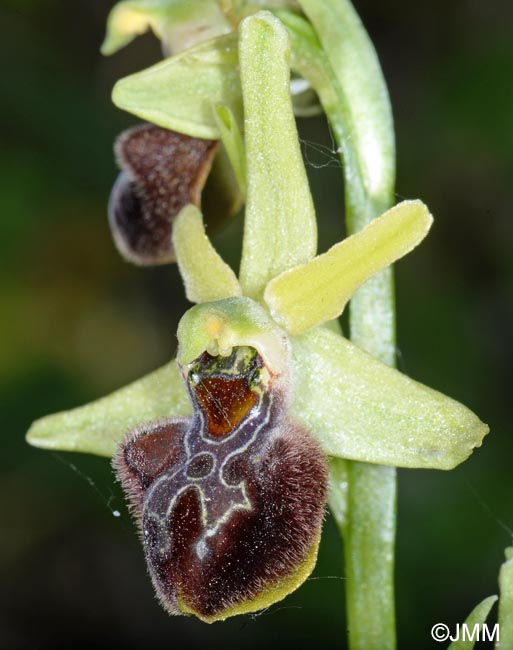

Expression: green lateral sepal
xmin=112 ymin=33 xmax=242 ymax=139
xmin=26 ymin=361 xmax=191 ymax=457
xmin=290 ymin=327 xmax=489 ymax=469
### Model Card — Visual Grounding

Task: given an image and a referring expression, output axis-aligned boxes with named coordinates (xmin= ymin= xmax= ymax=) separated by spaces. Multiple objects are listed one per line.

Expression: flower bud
xmin=109 ymin=123 xmax=240 ymax=265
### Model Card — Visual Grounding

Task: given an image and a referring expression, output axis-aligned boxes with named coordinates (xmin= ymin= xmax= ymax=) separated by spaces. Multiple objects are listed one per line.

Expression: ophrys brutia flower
xmin=27 ymin=10 xmax=489 ymax=622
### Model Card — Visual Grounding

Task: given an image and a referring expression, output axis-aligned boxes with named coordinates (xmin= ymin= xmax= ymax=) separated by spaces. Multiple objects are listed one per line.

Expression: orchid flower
xmin=26 ymin=6 xmax=490 ymax=628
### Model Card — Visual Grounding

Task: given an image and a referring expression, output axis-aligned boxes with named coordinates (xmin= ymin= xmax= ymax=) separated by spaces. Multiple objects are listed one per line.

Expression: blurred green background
xmin=1 ymin=1 xmax=512 ymax=648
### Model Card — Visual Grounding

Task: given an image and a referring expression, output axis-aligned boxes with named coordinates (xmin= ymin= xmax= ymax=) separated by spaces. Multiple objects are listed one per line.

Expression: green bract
xmin=498 ymin=548 xmax=513 ymax=649
xmin=448 ymin=596 xmax=498 ymax=650
xmin=27 ymin=11 xmax=489 ymax=474
xmin=446 ymin=547 xmax=513 ymax=650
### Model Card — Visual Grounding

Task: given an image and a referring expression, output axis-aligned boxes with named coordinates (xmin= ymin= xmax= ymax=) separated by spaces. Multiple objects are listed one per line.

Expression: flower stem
xmin=343 ymin=463 xmax=396 ymax=650
xmin=294 ymin=1 xmax=397 ymax=647
xmin=343 ymin=234 xmax=397 ymax=650
xmin=343 ymin=214 xmax=398 ymax=639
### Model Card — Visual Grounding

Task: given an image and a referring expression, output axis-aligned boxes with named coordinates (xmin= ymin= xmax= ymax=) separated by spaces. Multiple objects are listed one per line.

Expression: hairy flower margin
xmin=26 ymin=2 xmax=492 ymax=624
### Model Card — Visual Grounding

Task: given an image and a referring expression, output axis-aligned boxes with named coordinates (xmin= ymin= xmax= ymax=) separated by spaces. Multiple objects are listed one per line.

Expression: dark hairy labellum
xmin=114 ymin=346 xmax=328 ymax=621
xmin=109 ymin=123 xmax=218 ymax=265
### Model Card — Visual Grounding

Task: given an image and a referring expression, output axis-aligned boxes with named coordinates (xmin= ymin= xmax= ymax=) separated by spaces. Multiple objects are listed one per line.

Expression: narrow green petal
xmin=498 ymin=548 xmax=513 ymax=649
xmin=214 ymin=104 xmax=247 ymax=197
xmin=26 ymin=361 xmax=191 ymax=457
xmin=448 ymin=595 xmax=498 ymax=650
xmin=102 ymin=0 xmax=231 ymax=56
xmin=238 ymin=11 xmax=317 ymax=299
xmin=112 ymin=33 xmax=242 ymax=139
xmin=173 ymin=204 xmax=242 ymax=303
xmin=290 ymin=328 xmax=489 ymax=469
xmin=265 ymin=200 xmax=432 ymax=335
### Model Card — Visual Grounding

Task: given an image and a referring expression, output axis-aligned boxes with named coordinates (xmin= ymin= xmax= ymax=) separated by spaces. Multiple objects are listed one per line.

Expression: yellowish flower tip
xmin=111 ymin=8 xmax=148 ymax=36
xmin=101 ymin=6 xmax=154 ymax=56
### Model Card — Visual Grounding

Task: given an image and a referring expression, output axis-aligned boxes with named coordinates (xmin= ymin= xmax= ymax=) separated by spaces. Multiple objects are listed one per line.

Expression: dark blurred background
xmin=1 ymin=1 xmax=512 ymax=648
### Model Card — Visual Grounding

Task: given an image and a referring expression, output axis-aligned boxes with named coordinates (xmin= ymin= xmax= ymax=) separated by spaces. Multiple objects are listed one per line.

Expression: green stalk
xmin=292 ymin=2 xmax=397 ymax=647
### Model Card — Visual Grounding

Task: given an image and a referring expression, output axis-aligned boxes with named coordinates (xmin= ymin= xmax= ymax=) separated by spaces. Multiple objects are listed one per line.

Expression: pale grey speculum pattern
xmin=142 ymin=346 xmax=273 ymax=563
